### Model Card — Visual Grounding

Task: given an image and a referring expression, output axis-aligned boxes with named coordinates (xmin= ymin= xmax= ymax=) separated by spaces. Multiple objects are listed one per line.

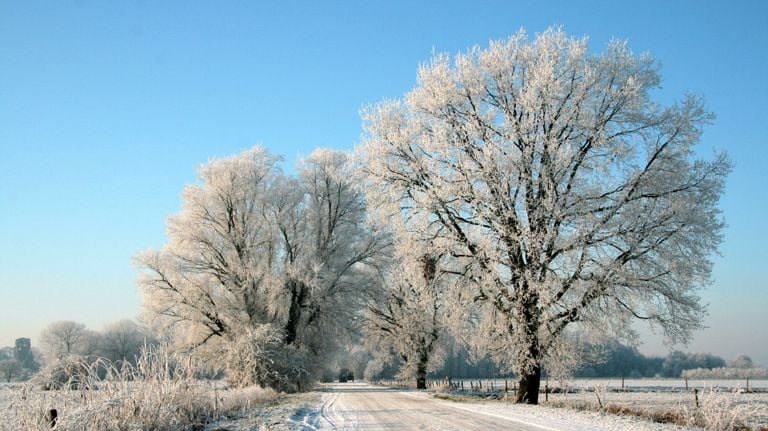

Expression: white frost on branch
xmin=359 ymin=28 xmax=730 ymax=386
xmin=136 ymin=147 xmax=389 ymax=386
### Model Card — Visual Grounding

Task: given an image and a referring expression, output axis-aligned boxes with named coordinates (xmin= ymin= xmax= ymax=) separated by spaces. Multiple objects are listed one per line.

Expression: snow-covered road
xmin=309 ymin=383 xmax=689 ymax=431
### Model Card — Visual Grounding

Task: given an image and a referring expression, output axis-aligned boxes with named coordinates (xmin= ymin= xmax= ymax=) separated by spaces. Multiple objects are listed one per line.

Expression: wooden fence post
xmin=694 ymin=388 xmax=699 ymax=408
xmin=47 ymin=409 xmax=57 ymax=428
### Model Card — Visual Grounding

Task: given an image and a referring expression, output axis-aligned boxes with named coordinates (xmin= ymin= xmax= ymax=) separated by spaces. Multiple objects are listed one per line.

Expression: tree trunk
xmin=517 ymin=364 xmax=541 ymax=404
xmin=284 ymin=280 xmax=306 ymax=345
xmin=416 ymin=353 xmax=428 ymax=389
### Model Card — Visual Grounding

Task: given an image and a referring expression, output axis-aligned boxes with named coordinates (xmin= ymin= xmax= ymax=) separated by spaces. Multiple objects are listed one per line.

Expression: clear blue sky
xmin=1 ymin=0 xmax=766 ymax=365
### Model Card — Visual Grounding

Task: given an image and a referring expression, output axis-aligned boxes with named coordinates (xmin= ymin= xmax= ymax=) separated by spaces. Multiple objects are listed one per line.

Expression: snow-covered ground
xmin=4 ymin=381 xmax=765 ymax=430
xmin=292 ymin=383 xmax=702 ymax=430
xmin=428 ymin=378 xmax=768 ymax=392
xmin=546 ymin=378 xmax=768 ymax=391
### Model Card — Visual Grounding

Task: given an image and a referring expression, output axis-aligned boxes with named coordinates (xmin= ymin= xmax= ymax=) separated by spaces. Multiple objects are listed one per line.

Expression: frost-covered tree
xmin=0 ymin=359 xmax=21 ymax=383
xmin=360 ymin=28 xmax=729 ymax=404
xmin=275 ymin=149 xmax=389 ymax=353
xmin=40 ymin=321 xmax=95 ymax=360
xmin=729 ymin=354 xmax=754 ymax=369
xmin=138 ymin=147 xmax=282 ymax=351
xmin=97 ymin=320 xmax=155 ymax=364
xmin=137 ymin=147 xmax=387 ymax=389
xmin=365 ymin=252 xmax=445 ymax=389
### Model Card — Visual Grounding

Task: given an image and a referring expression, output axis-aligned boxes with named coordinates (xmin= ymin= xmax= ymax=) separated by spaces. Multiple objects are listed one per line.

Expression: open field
xmin=4 ymin=379 xmax=768 ymax=430
xmin=422 ymin=378 xmax=768 ymax=392
xmin=389 ymin=378 xmax=768 ymax=430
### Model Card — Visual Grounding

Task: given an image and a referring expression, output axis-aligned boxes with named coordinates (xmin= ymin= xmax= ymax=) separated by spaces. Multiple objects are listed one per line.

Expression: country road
xmin=306 ymin=383 xmax=685 ymax=431
xmin=314 ymin=383 xmax=550 ymax=430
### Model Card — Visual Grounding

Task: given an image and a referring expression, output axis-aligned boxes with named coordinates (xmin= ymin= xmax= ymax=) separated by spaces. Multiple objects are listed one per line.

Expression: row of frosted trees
xmin=138 ymin=28 xmax=729 ymax=404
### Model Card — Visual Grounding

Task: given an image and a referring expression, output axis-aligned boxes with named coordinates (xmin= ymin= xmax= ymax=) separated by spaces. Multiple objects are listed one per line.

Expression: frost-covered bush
xmin=364 ymin=359 xmax=385 ymax=381
xmin=225 ymin=325 xmax=311 ymax=392
xmin=687 ymin=388 xmax=768 ymax=430
xmin=1 ymin=345 xmax=277 ymax=430
xmin=32 ymin=355 xmax=97 ymax=390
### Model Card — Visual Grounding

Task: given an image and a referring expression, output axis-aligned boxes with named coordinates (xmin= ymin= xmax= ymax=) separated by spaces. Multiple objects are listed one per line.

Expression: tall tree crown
xmin=360 ymin=28 xmax=729 ymax=377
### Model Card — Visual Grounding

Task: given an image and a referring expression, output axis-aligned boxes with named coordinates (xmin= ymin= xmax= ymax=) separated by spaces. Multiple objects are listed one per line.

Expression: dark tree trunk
xmin=284 ymin=280 xmax=306 ymax=345
xmin=517 ymin=364 xmax=541 ymax=404
xmin=416 ymin=352 xmax=428 ymax=389
xmin=515 ymin=285 xmax=542 ymax=404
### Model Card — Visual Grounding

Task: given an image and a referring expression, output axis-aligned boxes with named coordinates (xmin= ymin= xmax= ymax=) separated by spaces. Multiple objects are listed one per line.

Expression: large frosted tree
xmin=360 ymin=28 xmax=729 ymax=404
xmin=137 ymin=147 xmax=387 ymax=389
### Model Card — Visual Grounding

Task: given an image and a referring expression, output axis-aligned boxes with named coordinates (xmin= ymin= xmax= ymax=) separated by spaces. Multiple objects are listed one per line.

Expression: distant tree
xmin=40 ymin=321 xmax=95 ymax=359
xmin=574 ymin=341 xmax=663 ymax=378
xmin=0 ymin=347 xmax=12 ymax=360
xmin=662 ymin=350 xmax=725 ymax=377
xmin=360 ymin=28 xmax=729 ymax=403
xmin=683 ymin=366 xmax=768 ymax=379
xmin=97 ymin=320 xmax=155 ymax=364
xmin=365 ymin=253 xmax=445 ymax=389
xmin=729 ymin=354 xmax=754 ymax=369
xmin=137 ymin=147 xmax=388 ymax=390
xmin=0 ymin=359 xmax=21 ymax=383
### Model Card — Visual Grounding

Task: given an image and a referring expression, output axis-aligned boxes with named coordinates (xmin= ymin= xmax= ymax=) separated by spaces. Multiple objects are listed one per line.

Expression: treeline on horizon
xmin=430 ymin=344 xmax=723 ymax=380
xmin=361 ymin=340 xmax=754 ymax=381
xmin=1 ymin=331 xmax=757 ymax=383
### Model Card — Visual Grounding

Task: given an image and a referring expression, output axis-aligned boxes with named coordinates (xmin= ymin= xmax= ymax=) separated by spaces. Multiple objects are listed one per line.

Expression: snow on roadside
xmin=400 ymin=391 xmax=699 ymax=431
xmin=204 ymin=392 xmax=323 ymax=431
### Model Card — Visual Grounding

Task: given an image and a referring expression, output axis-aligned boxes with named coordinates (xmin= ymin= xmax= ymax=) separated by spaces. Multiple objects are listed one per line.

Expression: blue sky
xmin=1 ymin=0 xmax=766 ymax=365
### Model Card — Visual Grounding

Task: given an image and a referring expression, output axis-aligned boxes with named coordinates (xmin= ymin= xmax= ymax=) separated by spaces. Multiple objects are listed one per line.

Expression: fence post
xmin=621 ymin=376 xmax=625 ymax=391
xmin=505 ymin=379 xmax=508 ymax=393
xmin=545 ymin=381 xmax=549 ymax=402
xmin=47 ymin=409 xmax=57 ymax=428
xmin=685 ymin=377 xmax=689 ymax=390
xmin=694 ymin=388 xmax=699 ymax=408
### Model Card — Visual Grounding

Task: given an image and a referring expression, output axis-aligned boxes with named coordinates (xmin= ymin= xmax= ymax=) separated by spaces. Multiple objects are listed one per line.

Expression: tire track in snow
xmin=319 ymin=391 xmax=338 ymax=428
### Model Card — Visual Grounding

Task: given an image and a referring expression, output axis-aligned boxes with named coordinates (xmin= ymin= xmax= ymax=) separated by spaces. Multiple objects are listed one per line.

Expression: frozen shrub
xmin=32 ymin=355 xmax=97 ymax=390
xmin=225 ymin=324 xmax=311 ymax=392
xmin=1 ymin=345 xmax=277 ymax=430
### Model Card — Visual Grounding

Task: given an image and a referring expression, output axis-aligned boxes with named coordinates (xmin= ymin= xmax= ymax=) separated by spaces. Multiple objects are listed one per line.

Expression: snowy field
xmin=544 ymin=388 xmax=768 ymax=430
xmin=3 ymin=380 xmax=767 ymax=429
xmin=548 ymin=378 xmax=767 ymax=391
xmin=430 ymin=378 xmax=768 ymax=392
xmin=383 ymin=379 xmax=768 ymax=430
